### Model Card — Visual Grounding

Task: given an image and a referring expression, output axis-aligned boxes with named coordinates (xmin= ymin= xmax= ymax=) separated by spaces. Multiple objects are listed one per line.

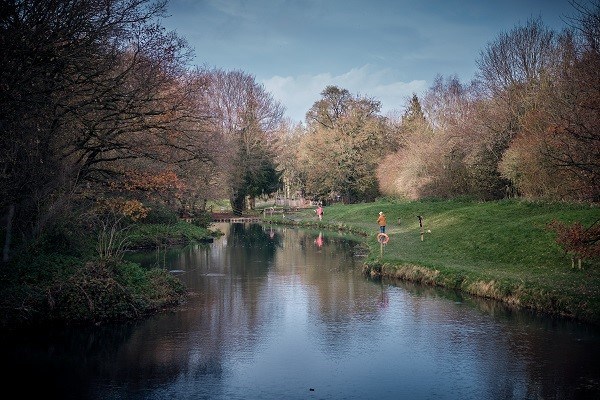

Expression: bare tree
xmin=495 ymin=2 xmax=600 ymax=202
xmin=0 ymin=0 xmax=196 ymax=261
xmin=539 ymin=2 xmax=600 ymax=201
xmin=471 ymin=17 xmax=562 ymax=200
xmin=476 ymin=16 xmax=556 ymax=99
xmin=198 ymin=68 xmax=284 ymax=214
xmin=272 ymin=119 xmax=306 ymax=203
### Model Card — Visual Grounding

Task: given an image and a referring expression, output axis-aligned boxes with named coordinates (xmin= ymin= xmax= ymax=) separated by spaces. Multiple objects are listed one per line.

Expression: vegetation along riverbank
xmin=2 ymin=1 xmax=599 ymax=331
xmin=264 ymin=199 xmax=600 ymax=326
xmin=0 ymin=210 xmax=217 ymax=329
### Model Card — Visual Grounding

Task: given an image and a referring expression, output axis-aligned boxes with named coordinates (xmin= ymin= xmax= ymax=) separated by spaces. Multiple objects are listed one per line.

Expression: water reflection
xmin=314 ymin=231 xmax=323 ymax=248
xmin=2 ymin=223 xmax=600 ymax=400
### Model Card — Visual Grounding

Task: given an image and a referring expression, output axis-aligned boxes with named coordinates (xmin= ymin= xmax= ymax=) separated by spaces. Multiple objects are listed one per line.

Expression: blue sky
xmin=161 ymin=0 xmax=589 ymax=123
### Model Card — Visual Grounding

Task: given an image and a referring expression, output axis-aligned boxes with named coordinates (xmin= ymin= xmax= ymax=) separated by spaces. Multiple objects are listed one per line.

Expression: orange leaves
xmin=95 ymin=198 xmax=149 ymax=222
xmin=120 ymin=200 xmax=149 ymax=221
xmin=121 ymin=170 xmax=186 ymax=195
xmin=103 ymin=170 xmax=186 ymax=211
xmin=547 ymin=219 xmax=600 ymax=264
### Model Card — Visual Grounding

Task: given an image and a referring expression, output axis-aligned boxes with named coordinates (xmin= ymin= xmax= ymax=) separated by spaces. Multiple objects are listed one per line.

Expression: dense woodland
xmin=1 ymin=1 xmax=598 ymax=273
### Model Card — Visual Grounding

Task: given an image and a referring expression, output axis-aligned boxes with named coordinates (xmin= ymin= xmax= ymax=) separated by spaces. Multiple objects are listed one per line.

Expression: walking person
xmin=377 ymin=211 xmax=386 ymax=233
xmin=316 ymin=205 xmax=323 ymax=221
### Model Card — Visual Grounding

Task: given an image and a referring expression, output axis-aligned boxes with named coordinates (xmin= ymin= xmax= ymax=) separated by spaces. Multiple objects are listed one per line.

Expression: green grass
xmin=266 ymin=199 xmax=600 ymax=325
xmin=0 ymin=220 xmax=214 ymax=328
xmin=127 ymin=221 xmax=217 ymax=248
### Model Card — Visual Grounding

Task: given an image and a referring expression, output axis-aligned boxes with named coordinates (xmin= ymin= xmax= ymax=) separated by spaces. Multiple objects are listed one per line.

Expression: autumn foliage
xmin=547 ymin=219 xmax=600 ymax=268
xmin=2 ymin=0 xmax=599 ymax=266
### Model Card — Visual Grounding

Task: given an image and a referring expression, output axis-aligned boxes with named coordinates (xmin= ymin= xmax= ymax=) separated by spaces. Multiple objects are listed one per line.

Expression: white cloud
xmin=262 ymin=65 xmax=428 ymax=123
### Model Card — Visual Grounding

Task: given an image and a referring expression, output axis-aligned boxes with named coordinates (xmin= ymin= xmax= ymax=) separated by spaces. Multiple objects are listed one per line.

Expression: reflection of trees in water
xmin=282 ymin=230 xmax=385 ymax=350
xmin=1 ymin=320 xmax=190 ymax=397
xmin=227 ymin=223 xmax=281 ymax=273
xmin=9 ymin=225 xmax=599 ymax=399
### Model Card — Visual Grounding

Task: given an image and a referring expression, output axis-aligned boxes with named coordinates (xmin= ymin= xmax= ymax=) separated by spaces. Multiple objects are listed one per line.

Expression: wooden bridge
xmin=211 ymin=213 xmax=263 ymax=223
xmin=213 ymin=217 xmax=263 ymax=223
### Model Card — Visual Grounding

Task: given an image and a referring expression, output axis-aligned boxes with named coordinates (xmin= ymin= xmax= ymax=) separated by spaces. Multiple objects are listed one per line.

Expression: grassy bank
xmin=0 ymin=221 xmax=215 ymax=328
xmin=263 ymin=198 xmax=600 ymax=325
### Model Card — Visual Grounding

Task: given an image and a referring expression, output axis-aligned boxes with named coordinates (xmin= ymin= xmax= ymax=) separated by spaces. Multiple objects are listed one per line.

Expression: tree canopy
xmin=2 ymin=0 xmax=599 ymax=264
xmin=301 ymin=86 xmax=389 ymax=203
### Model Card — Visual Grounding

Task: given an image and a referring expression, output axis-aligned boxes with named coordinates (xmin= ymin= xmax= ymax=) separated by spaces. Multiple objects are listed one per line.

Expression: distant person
xmin=377 ymin=211 xmax=386 ymax=233
xmin=316 ymin=205 xmax=323 ymax=221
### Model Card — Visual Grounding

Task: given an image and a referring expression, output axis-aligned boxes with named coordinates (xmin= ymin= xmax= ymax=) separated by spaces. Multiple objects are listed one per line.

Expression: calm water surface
xmin=3 ymin=223 xmax=600 ymax=400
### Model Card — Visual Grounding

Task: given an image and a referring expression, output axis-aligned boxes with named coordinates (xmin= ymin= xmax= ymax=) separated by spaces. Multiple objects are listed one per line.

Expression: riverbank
xmin=0 ymin=221 xmax=217 ymax=329
xmin=262 ymin=199 xmax=600 ymax=326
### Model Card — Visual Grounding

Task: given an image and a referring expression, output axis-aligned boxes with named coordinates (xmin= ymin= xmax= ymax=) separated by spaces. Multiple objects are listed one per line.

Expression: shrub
xmin=547 ymin=219 xmax=600 ymax=268
xmin=191 ymin=210 xmax=213 ymax=228
xmin=143 ymin=204 xmax=179 ymax=225
xmin=47 ymin=260 xmax=185 ymax=324
xmin=0 ymin=257 xmax=186 ymax=327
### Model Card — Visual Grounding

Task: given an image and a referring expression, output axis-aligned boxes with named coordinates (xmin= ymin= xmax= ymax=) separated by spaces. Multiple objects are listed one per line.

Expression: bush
xmin=48 ymin=261 xmax=143 ymax=322
xmin=143 ymin=204 xmax=178 ymax=225
xmin=191 ymin=210 xmax=213 ymax=228
xmin=126 ymin=221 xmax=214 ymax=248
xmin=0 ymin=257 xmax=186 ymax=327
xmin=47 ymin=260 xmax=185 ymax=324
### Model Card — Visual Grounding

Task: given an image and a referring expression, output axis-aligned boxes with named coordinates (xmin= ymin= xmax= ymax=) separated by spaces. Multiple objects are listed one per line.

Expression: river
xmin=2 ymin=223 xmax=600 ymax=399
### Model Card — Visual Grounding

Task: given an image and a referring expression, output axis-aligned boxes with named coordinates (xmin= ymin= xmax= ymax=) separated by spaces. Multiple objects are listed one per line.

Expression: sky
xmin=160 ymin=0 xmax=591 ymax=123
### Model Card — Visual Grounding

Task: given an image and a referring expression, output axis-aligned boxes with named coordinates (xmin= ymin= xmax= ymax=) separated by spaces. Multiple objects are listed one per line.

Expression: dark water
xmin=3 ymin=223 xmax=600 ymax=400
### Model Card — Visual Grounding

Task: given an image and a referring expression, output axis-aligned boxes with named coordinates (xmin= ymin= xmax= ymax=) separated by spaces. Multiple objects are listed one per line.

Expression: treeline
xmin=1 ymin=0 xmax=285 ymax=263
xmin=2 ymin=0 xmax=599 ymax=265
xmin=383 ymin=9 xmax=600 ymax=203
xmin=282 ymin=2 xmax=599 ymax=205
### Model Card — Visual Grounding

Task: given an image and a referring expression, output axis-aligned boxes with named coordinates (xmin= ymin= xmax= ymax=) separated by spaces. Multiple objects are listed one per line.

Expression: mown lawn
xmin=264 ymin=198 xmax=600 ymax=325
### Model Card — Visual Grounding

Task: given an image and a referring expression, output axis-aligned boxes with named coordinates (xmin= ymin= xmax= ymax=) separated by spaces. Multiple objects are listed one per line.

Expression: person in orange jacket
xmin=377 ymin=211 xmax=386 ymax=233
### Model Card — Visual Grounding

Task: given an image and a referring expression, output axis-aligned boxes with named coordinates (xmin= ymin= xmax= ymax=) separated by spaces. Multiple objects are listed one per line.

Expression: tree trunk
xmin=230 ymin=193 xmax=245 ymax=216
